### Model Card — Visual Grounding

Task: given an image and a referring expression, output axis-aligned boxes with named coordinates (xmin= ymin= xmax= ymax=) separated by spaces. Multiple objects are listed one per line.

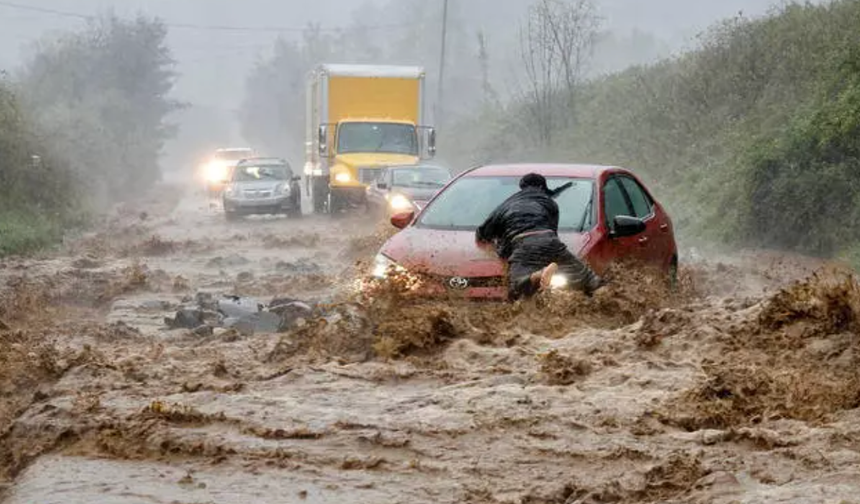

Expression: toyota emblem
xmin=448 ymin=276 xmax=469 ymax=290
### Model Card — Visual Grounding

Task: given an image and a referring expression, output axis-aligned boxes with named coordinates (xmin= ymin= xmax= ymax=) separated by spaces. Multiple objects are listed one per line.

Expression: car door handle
xmin=660 ymin=224 xmax=669 ymax=232
xmin=638 ymin=237 xmax=649 ymax=245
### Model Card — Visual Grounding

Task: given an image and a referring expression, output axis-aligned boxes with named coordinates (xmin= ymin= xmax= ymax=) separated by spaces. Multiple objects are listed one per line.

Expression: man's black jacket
xmin=476 ymin=187 xmax=558 ymax=259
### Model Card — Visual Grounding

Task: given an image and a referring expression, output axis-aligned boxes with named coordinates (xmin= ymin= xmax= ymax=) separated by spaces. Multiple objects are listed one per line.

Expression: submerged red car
xmin=372 ymin=163 xmax=678 ymax=299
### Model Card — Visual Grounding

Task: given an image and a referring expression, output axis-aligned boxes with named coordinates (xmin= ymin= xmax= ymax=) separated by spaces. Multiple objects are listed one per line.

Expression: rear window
xmin=417 ymin=176 xmax=594 ymax=231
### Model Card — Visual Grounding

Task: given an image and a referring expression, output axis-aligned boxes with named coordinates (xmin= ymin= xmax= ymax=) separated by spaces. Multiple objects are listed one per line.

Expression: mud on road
xmin=2 ymin=184 xmax=860 ymax=504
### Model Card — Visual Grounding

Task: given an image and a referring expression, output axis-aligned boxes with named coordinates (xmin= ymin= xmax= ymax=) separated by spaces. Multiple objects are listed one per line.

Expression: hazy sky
xmin=1 ymin=0 xmax=793 ymax=108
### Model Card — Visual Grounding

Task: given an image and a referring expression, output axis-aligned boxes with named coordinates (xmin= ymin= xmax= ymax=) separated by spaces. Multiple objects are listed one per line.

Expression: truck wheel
xmin=288 ymin=193 xmax=303 ymax=218
xmin=311 ymin=178 xmax=327 ymax=214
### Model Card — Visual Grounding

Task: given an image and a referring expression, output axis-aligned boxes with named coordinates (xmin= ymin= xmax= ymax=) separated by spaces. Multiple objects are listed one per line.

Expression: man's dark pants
xmin=507 ymin=234 xmax=600 ymax=300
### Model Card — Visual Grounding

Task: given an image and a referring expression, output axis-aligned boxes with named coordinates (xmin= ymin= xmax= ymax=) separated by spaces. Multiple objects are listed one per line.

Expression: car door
xmin=601 ymin=176 xmax=653 ymax=267
xmin=617 ymin=175 xmax=672 ymax=269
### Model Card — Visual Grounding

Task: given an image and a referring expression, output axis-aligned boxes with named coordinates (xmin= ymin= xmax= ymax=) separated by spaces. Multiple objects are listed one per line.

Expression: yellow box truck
xmin=304 ymin=64 xmax=436 ymax=215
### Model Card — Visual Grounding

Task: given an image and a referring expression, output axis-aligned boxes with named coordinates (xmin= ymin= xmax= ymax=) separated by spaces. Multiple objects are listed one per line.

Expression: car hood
xmin=230 ymin=180 xmax=286 ymax=191
xmin=380 ymin=227 xmax=591 ymax=278
xmin=336 ymin=153 xmax=419 ymax=168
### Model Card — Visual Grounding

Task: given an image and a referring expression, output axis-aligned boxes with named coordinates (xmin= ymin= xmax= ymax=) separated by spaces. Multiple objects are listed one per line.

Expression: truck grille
xmin=357 ymin=168 xmax=381 ymax=185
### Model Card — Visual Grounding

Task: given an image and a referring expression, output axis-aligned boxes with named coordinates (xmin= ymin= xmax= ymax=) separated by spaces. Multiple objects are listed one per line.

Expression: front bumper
xmin=224 ymin=195 xmax=293 ymax=213
xmin=361 ymin=272 xmax=508 ymax=301
xmin=331 ymin=186 xmax=368 ymax=206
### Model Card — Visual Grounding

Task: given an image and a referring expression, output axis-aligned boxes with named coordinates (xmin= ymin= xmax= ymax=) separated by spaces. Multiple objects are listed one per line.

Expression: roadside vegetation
xmin=0 ymin=15 xmax=179 ymax=257
xmin=448 ymin=0 xmax=860 ymax=263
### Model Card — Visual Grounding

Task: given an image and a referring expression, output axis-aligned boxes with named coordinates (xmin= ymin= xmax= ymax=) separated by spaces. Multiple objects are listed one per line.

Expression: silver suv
xmin=222 ymin=158 xmax=302 ymax=220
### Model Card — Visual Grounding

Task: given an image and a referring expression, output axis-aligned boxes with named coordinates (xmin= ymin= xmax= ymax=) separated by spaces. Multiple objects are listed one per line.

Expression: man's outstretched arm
xmin=476 ymin=206 xmax=502 ymax=244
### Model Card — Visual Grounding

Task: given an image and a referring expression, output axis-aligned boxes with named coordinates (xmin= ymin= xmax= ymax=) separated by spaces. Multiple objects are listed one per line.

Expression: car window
xmin=619 ymin=176 xmax=653 ymax=218
xmin=391 ymin=168 xmax=451 ymax=188
xmin=603 ymin=178 xmax=632 ymax=230
xmin=418 ymin=176 xmax=594 ymax=230
xmin=232 ymin=165 xmax=289 ymax=182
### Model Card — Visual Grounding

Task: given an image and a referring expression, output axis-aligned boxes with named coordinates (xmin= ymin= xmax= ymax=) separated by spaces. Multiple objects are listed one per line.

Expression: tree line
xmin=0 ymin=15 xmax=179 ymax=255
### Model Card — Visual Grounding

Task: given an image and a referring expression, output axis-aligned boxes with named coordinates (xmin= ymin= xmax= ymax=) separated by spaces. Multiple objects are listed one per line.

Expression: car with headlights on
xmin=371 ymin=163 xmax=678 ymax=299
xmin=366 ymin=164 xmax=452 ymax=216
xmin=222 ymin=158 xmax=302 ymax=220
xmin=202 ymin=147 xmax=256 ymax=196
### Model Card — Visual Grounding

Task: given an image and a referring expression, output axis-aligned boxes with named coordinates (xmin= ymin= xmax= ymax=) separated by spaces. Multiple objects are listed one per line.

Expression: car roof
xmin=463 ymin=163 xmax=624 ymax=179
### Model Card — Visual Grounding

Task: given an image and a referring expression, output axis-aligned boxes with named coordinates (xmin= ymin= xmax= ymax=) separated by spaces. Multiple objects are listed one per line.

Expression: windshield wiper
xmin=549 ymin=182 xmax=574 ymax=199
xmin=578 ymin=187 xmax=594 ymax=232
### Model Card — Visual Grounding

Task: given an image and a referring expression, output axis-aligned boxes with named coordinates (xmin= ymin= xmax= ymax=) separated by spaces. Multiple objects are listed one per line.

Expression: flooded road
xmin=2 ymin=183 xmax=860 ymax=504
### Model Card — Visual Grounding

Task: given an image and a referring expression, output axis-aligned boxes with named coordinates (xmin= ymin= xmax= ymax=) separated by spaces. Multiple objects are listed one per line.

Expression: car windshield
xmin=232 ymin=165 xmax=290 ymax=182
xmin=391 ymin=167 xmax=451 ymax=188
xmin=417 ymin=176 xmax=595 ymax=231
xmin=337 ymin=122 xmax=418 ymax=155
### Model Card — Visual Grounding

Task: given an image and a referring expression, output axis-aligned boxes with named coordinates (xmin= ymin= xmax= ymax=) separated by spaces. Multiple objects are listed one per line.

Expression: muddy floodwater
xmin=2 ymin=183 xmax=860 ymax=504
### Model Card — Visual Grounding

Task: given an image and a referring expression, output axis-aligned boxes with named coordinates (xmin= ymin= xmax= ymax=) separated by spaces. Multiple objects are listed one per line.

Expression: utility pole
xmin=436 ymin=0 xmax=449 ymax=125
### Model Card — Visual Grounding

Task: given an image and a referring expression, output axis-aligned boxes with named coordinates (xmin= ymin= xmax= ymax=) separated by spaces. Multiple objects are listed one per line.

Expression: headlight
xmin=335 ymin=172 xmax=351 ymax=183
xmin=550 ymin=274 xmax=569 ymax=289
xmin=276 ymin=183 xmax=290 ymax=195
xmin=389 ymin=194 xmax=413 ymax=211
xmin=205 ymin=161 xmax=229 ymax=182
xmin=372 ymin=253 xmax=406 ymax=279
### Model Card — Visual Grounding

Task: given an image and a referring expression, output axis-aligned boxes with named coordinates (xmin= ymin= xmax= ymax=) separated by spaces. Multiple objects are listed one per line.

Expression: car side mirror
xmin=318 ymin=125 xmax=328 ymax=156
xmin=390 ymin=211 xmax=414 ymax=230
xmin=292 ymin=175 xmax=301 ymax=182
xmin=611 ymin=215 xmax=646 ymax=238
xmin=377 ymin=182 xmax=388 ymax=190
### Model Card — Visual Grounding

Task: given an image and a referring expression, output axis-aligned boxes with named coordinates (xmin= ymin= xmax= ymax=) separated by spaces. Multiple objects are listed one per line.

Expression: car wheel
xmin=224 ymin=209 xmax=239 ymax=222
xmin=668 ymin=257 xmax=679 ymax=292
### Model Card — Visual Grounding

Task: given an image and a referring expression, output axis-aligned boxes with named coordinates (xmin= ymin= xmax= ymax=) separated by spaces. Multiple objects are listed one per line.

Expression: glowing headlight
xmin=372 ymin=253 xmax=406 ymax=279
xmin=389 ymin=194 xmax=413 ymax=211
xmin=335 ymin=172 xmax=351 ymax=183
xmin=549 ymin=274 xmax=569 ymax=289
xmin=205 ymin=161 xmax=229 ymax=182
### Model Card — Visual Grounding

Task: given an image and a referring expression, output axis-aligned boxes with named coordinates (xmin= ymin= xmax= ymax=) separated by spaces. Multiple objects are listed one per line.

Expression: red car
xmin=372 ymin=163 xmax=678 ymax=299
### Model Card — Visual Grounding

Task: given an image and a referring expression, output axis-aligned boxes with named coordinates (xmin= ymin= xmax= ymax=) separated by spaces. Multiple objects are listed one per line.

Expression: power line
xmin=0 ymin=0 xmax=408 ymax=34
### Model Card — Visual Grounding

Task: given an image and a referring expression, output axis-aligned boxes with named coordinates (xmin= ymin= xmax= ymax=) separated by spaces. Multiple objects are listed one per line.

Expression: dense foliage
xmin=0 ymin=15 xmax=179 ymax=256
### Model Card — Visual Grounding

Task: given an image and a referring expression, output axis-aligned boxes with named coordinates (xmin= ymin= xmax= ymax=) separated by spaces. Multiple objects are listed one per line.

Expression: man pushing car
xmin=476 ymin=173 xmax=603 ymax=301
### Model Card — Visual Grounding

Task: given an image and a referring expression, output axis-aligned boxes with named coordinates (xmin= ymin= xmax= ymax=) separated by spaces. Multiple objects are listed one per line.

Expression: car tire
xmin=224 ymin=210 xmax=239 ymax=222
xmin=668 ymin=257 xmax=679 ymax=292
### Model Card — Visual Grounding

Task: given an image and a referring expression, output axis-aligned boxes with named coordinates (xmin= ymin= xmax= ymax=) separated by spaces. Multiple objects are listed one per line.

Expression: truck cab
xmin=305 ymin=64 xmax=436 ymax=215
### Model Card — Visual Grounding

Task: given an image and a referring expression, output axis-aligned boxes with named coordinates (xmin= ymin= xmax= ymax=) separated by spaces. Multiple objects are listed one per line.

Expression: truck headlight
xmin=335 ymin=172 xmax=351 ymax=183
xmin=372 ymin=254 xmax=406 ymax=279
xmin=389 ymin=194 xmax=413 ymax=211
